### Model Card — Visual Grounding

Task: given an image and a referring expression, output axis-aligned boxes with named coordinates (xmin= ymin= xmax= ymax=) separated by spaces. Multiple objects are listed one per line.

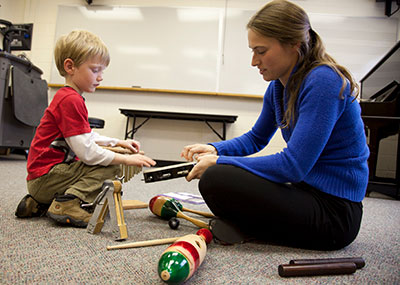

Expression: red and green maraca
xmin=149 ymin=195 xmax=210 ymax=228
xmin=158 ymin=228 xmax=213 ymax=284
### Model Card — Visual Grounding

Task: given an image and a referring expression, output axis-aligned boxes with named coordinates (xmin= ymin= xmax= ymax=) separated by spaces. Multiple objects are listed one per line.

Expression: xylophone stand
xmin=87 ymin=179 xmax=128 ymax=241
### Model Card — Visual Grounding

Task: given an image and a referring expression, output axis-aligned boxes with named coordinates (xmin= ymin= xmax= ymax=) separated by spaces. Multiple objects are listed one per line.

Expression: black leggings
xmin=199 ymin=164 xmax=363 ymax=250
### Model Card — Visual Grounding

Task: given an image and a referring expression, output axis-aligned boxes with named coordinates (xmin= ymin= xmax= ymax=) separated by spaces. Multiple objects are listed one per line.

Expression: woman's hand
xmin=186 ymin=154 xmax=218 ymax=182
xmin=117 ymin=139 xmax=141 ymax=153
xmin=181 ymin=144 xmax=217 ymax=162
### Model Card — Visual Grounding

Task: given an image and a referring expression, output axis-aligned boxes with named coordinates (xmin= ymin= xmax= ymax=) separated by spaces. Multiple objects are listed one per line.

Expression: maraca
xmin=150 ymin=195 xmax=214 ymax=218
xmin=149 ymin=195 xmax=209 ymax=228
xmin=158 ymin=228 xmax=213 ymax=284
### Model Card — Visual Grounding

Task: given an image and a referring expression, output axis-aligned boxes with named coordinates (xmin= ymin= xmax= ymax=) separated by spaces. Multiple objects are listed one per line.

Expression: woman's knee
xmin=199 ymin=164 xmax=230 ymax=195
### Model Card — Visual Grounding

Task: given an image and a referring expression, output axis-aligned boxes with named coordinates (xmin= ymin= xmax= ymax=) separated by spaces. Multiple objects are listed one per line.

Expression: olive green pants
xmin=27 ymin=161 xmax=121 ymax=204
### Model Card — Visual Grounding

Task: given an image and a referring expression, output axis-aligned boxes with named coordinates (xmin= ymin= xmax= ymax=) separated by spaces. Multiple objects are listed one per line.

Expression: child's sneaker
xmin=46 ymin=194 xmax=92 ymax=227
xmin=15 ymin=194 xmax=49 ymax=218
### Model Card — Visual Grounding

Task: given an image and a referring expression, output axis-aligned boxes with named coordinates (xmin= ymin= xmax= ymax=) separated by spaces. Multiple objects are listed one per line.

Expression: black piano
xmin=359 ymin=40 xmax=400 ymax=199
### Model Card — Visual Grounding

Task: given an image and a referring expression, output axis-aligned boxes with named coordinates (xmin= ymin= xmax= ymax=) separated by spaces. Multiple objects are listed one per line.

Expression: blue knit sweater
xmin=211 ymin=65 xmax=369 ymax=202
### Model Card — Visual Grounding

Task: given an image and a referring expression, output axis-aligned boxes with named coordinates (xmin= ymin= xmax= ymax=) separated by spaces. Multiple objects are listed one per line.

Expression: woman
xmin=181 ymin=0 xmax=369 ymax=250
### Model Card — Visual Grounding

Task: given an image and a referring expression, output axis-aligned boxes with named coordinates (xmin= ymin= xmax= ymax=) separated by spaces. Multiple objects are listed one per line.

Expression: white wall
xmin=1 ymin=0 xmax=399 ymax=169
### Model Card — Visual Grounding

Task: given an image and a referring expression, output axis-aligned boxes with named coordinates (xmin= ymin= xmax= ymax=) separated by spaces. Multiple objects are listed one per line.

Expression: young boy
xmin=15 ymin=30 xmax=156 ymax=227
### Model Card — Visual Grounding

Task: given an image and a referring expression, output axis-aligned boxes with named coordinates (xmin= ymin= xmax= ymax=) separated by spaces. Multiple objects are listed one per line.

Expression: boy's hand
xmin=117 ymin=139 xmax=141 ymax=153
xmin=124 ymin=154 xmax=156 ymax=167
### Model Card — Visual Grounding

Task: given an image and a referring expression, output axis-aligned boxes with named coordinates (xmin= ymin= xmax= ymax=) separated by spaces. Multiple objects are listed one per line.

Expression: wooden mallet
xmin=107 ymin=237 xmax=181 ymax=250
xmin=149 ymin=195 xmax=209 ymax=229
xmin=106 ymin=228 xmax=213 ymax=251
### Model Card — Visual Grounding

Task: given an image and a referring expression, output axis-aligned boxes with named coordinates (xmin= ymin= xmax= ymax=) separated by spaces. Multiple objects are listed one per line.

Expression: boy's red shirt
xmin=27 ymin=87 xmax=91 ymax=180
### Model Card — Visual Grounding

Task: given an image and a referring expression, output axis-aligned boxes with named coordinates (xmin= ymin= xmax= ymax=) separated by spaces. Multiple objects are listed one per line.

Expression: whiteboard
xmin=51 ymin=6 xmax=220 ymax=92
xmin=218 ymin=8 xmax=268 ymax=95
xmin=52 ymin=5 xmax=399 ymax=96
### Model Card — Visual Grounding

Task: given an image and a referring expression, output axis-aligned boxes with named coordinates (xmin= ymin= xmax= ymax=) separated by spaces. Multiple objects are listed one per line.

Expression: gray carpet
xmin=1 ymin=154 xmax=399 ymax=284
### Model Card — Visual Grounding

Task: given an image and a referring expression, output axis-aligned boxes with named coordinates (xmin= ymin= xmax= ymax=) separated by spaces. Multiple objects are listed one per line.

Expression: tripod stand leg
xmin=87 ymin=181 xmax=114 ymax=235
xmin=108 ymin=181 xmax=128 ymax=241
xmin=87 ymin=180 xmax=128 ymax=240
xmin=87 ymin=199 xmax=109 ymax=234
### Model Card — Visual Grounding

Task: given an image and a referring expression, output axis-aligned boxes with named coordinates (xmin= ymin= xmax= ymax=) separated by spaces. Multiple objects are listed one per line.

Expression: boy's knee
xmin=103 ymin=164 xmax=122 ymax=178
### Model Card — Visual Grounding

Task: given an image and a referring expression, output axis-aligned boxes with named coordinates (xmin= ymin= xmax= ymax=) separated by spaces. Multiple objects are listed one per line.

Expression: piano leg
xmin=395 ymin=130 xmax=400 ymax=198
xmin=366 ymin=126 xmax=380 ymax=181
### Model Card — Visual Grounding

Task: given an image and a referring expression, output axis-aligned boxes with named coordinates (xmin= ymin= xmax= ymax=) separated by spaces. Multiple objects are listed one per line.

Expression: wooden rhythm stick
xmin=149 ymin=195 xmax=209 ymax=229
xmin=122 ymin=199 xmax=148 ymax=210
xmin=278 ymin=262 xmax=357 ymax=277
xmin=107 ymin=237 xmax=181 ymax=250
xmin=149 ymin=195 xmax=214 ymax=218
xmin=279 ymin=257 xmax=365 ymax=277
xmin=107 ymin=229 xmax=212 ymax=252
xmin=289 ymin=257 xmax=365 ymax=269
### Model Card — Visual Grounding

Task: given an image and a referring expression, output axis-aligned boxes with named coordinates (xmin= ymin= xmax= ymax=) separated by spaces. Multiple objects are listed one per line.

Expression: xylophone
xmin=106 ymin=147 xmax=197 ymax=183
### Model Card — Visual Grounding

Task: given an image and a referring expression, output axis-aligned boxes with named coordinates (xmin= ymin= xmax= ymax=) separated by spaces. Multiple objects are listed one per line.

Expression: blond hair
xmin=247 ymin=0 xmax=359 ymax=128
xmin=54 ymin=30 xmax=110 ymax=77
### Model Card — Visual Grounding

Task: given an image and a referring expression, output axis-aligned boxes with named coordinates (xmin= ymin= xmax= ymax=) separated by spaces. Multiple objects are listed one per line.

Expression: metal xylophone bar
xmin=102 ymin=146 xmax=143 ymax=183
xmin=120 ymin=164 xmax=142 ymax=183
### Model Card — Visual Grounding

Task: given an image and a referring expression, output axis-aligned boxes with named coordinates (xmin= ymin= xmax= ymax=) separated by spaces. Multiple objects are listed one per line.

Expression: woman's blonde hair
xmin=54 ymin=30 xmax=110 ymax=77
xmin=247 ymin=0 xmax=358 ymax=128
